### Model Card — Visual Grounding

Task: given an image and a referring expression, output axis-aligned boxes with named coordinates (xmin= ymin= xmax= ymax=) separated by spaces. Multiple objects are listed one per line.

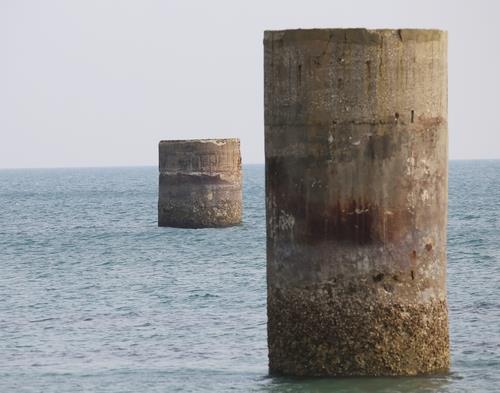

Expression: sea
xmin=0 ymin=161 xmax=499 ymax=392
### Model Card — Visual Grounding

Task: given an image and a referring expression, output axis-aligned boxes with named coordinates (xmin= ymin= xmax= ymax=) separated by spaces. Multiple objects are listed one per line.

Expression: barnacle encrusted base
xmin=268 ymin=285 xmax=449 ymax=376
xmin=158 ymin=188 xmax=242 ymax=228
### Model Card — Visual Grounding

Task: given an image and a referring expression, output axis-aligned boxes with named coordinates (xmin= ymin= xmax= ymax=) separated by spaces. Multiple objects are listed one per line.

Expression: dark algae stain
xmin=160 ymin=173 xmax=232 ymax=186
xmin=267 ymin=160 xmax=374 ymax=244
xmin=319 ymin=200 xmax=373 ymax=244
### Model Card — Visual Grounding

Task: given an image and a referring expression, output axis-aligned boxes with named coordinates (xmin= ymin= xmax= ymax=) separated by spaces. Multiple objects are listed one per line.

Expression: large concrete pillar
xmin=158 ymin=138 xmax=242 ymax=228
xmin=265 ymin=29 xmax=448 ymax=376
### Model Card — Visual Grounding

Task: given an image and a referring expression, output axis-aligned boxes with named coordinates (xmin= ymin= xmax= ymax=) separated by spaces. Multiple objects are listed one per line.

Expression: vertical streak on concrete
xmin=264 ymin=29 xmax=449 ymax=376
xmin=158 ymin=138 xmax=242 ymax=228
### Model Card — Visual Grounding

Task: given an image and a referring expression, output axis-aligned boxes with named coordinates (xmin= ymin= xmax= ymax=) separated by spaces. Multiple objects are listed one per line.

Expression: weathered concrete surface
xmin=158 ymin=139 xmax=242 ymax=228
xmin=264 ymin=28 xmax=449 ymax=376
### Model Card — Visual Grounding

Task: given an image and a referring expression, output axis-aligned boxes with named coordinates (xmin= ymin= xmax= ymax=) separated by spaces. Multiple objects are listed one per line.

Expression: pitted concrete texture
xmin=264 ymin=28 xmax=449 ymax=375
xmin=158 ymin=139 xmax=242 ymax=228
xmin=268 ymin=286 xmax=449 ymax=376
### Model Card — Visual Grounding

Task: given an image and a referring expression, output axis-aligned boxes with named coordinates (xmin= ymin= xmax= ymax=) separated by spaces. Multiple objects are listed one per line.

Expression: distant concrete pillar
xmin=158 ymin=139 xmax=242 ymax=228
xmin=265 ymin=29 xmax=448 ymax=376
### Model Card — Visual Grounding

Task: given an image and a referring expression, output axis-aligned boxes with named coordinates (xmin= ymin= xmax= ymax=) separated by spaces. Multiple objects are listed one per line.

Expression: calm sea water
xmin=0 ymin=162 xmax=499 ymax=392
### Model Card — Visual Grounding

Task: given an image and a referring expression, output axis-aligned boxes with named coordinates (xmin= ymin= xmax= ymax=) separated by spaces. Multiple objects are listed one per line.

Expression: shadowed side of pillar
xmin=158 ymin=139 xmax=242 ymax=228
xmin=264 ymin=28 xmax=449 ymax=376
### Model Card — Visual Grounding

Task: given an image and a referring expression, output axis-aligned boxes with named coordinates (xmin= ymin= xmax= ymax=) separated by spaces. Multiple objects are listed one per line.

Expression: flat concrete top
xmin=264 ymin=28 xmax=446 ymax=43
xmin=159 ymin=138 xmax=239 ymax=145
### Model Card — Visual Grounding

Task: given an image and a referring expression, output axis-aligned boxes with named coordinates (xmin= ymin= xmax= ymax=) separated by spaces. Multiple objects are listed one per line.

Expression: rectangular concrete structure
xmin=265 ymin=28 xmax=449 ymax=376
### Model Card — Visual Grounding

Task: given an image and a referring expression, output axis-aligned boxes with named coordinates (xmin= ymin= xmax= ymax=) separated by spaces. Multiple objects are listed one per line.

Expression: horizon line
xmin=0 ymin=158 xmax=499 ymax=171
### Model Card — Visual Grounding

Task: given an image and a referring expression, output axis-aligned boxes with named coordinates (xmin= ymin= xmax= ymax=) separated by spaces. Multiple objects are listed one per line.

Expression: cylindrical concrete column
xmin=158 ymin=138 xmax=242 ymax=228
xmin=265 ymin=29 xmax=448 ymax=376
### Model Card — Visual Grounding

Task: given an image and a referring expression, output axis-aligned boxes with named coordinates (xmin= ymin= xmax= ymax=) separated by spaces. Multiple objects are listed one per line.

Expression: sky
xmin=1 ymin=0 xmax=499 ymax=168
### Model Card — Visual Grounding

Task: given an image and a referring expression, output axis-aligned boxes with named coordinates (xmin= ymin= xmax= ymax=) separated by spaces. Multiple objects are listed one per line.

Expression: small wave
xmin=134 ymin=322 xmax=152 ymax=327
xmin=188 ymin=293 xmax=219 ymax=299
xmin=29 ymin=317 xmax=57 ymax=323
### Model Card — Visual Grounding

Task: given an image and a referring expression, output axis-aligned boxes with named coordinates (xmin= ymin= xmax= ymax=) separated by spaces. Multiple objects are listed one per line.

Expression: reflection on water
xmin=258 ymin=373 xmax=456 ymax=393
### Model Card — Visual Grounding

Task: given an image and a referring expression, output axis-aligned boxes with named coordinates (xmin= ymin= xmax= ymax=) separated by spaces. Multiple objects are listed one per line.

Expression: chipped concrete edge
xmin=159 ymin=138 xmax=240 ymax=146
xmin=264 ymin=28 xmax=446 ymax=44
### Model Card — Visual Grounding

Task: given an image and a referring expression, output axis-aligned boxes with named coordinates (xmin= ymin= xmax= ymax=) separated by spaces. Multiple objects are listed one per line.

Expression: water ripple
xmin=0 ymin=163 xmax=499 ymax=392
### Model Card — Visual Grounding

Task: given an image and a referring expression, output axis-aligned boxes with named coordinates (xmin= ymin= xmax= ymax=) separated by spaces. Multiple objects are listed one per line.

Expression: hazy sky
xmin=1 ymin=0 xmax=499 ymax=168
